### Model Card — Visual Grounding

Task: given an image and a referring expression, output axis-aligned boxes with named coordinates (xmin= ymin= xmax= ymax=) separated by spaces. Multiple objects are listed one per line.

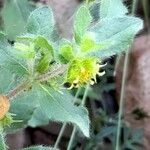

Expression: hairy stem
xmin=67 ymin=84 xmax=90 ymax=150
xmin=0 ymin=129 xmax=7 ymax=150
xmin=6 ymin=64 xmax=66 ymax=100
xmin=115 ymin=0 xmax=138 ymax=150
xmin=6 ymin=81 xmax=31 ymax=100
xmin=36 ymin=64 xmax=67 ymax=82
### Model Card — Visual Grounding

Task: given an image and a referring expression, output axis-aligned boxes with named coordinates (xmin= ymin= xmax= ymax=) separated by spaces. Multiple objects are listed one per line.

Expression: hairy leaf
xmin=28 ymin=107 xmax=49 ymax=127
xmin=0 ymin=34 xmax=28 ymax=94
xmin=1 ymin=0 xmax=34 ymax=40
xmin=5 ymin=87 xmax=39 ymax=133
xmin=59 ymin=40 xmax=74 ymax=63
xmin=37 ymin=84 xmax=90 ymax=137
xmin=27 ymin=7 xmax=54 ymax=40
xmin=100 ymin=0 xmax=128 ymax=19
xmin=80 ymin=32 xmax=107 ymax=52
xmin=34 ymin=36 xmax=53 ymax=73
xmin=87 ymin=16 xmax=143 ymax=58
xmin=74 ymin=5 xmax=92 ymax=43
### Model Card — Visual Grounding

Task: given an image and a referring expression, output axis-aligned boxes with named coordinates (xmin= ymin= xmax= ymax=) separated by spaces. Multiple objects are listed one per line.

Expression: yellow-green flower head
xmin=66 ymin=57 xmax=105 ymax=89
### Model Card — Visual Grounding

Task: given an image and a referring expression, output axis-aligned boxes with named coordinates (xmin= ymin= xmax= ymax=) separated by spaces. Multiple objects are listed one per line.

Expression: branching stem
xmin=6 ymin=64 xmax=67 ymax=100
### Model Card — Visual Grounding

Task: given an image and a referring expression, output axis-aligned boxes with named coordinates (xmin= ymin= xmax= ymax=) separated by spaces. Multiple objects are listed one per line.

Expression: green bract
xmin=0 ymin=113 xmax=15 ymax=129
xmin=0 ymin=0 xmax=143 ymax=146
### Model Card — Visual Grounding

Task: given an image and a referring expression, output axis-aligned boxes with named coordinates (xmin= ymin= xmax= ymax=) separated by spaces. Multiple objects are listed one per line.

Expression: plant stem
xmin=6 ymin=64 xmax=66 ymax=100
xmin=115 ymin=1 xmax=137 ymax=150
xmin=81 ymin=84 xmax=90 ymax=106
xmin=6 ymin=81 xmax=31 ymax=100
xmin=54 ymin=122 xmax=67 ymax=148
xmin=86 ymin=0 xmax=89 ymax=4
xmin=67 ymin=84 xmax=90 ymax=150
xmin=115 ymin=52 xmax=128 ymax=150
xmin=36 ymin=64 xmax=67 ymax=82
xmin=54 ymin=88 xmax=81 ymax=149
xmin=0 ymin=129 xmax=7 ymax=150
xmin=142 ymin=0 xmax=150 ymax=33
xmin=67 ymin=126 xmax=77 ymax=150
xmin=131 ymin=0 xmax=138 ymax=15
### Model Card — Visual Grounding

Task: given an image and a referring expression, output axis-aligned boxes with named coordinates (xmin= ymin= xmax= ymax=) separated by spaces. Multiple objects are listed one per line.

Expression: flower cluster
xmin=66 ymin=57 xmax=105 ymax=89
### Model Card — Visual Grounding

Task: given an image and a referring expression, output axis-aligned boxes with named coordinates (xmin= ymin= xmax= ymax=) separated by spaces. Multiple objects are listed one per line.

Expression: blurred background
xmin=0 ymin=0 xmax=150 ymax=149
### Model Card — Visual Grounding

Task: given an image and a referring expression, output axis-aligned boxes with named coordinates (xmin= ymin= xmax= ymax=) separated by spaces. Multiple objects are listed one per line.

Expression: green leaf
xmin=34 ymin=36 xmax=53 ymax=54
xmin=59 ymin=40 xmax=74 ymax=63
xmin=100 ymin=0 xmax=128 ymax=19
xmin=22 ymin=146 xmax=58 ymax=150
xmin=1 ymin=0 xmax=34 ymax=40
xmin=80 ymin=32 xmax=107 ymax=52
xmin=0 ymin=67 xmax=27 ymax=96
xmin=5 ymin=87 xmax=38 ymax=133
xmin=34 ymin=36 xmax=53 ymax=73
xmin=28 ymin=107 xmax=49 ymax=127
xmin=0 ymin=34 xmax=28 ymax=71
xmin=16 ymin=34 xmax=36 ymax=42
xmin=74 ymin=5 xmax=92 ymax=43
xmin=87 ymin=16 xmax=143 ymax=58
xmin=14 ymin=42 xmax=35 ymax=59
xmin=0 ymin=34 xmax=28 ymax=94
xmin=27 ymin=6 xmax=54 ymax=39
xmin=37 ymin=84 xmax=90 ymax=137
